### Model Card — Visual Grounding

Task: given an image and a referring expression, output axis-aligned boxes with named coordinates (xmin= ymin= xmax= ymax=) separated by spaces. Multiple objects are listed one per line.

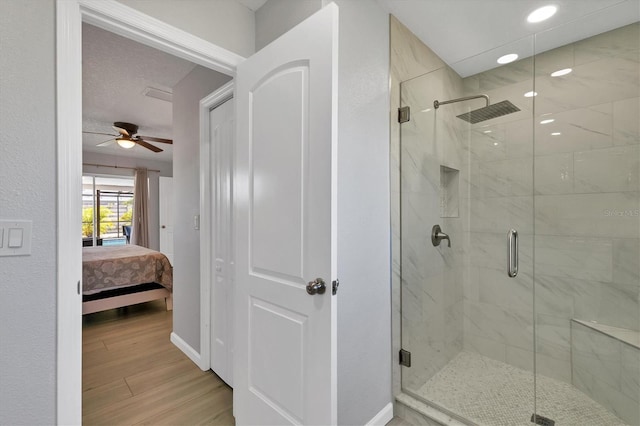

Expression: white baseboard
xmin=170 ymin=332 xmax=207 ymax=371
xmin=366 ymin=402 xmax=394 ymax=426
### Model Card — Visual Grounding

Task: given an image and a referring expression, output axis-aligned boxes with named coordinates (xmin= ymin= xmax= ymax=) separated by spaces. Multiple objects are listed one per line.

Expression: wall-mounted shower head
xmin=433 ymin=94 xmax=520 ymax=124
xmin=457 ymin=100 xmax=520 ymax=124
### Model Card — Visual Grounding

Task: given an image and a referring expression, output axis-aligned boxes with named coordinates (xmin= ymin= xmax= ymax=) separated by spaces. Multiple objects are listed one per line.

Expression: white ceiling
xmin=378 ymin=0 xmax=640 ymax=77
xmin=82 ymin=23 xmax=197 ymax=162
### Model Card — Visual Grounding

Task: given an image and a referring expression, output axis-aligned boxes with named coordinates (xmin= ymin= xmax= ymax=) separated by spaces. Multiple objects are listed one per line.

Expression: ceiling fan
xmin=83 ymin=122 xmax=173 ymax=153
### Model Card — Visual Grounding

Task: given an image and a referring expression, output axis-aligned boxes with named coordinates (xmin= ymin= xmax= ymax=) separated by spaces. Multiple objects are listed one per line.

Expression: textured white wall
xmin=117 ymin=0 xmax=256 ymax=57
xmin=255 ymin=1 xmax=392 ymax=424
xmin=82 ymin=151 xmax=173 ymax=251
xmin=255 ymin=0 xmax=323 ymax=50
xmin=0 ymin=0 xmax=57 ymax=424
xmin=330 ymin=1 xmax=391 ymax=424
xmin=172 ymin=66 xmax=231 ymax=352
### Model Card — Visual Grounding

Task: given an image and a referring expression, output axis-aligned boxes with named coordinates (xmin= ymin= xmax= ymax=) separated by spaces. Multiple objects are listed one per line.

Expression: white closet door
xmin=210 ymin=97 xmax=235 ymax=386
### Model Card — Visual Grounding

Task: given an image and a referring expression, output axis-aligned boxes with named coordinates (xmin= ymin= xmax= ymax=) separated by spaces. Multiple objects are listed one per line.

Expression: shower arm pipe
xmin=433 ymin=94 xmax=490 ymax=109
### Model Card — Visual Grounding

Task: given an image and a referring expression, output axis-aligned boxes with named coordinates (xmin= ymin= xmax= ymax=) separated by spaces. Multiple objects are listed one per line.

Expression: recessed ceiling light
xmin=421 ymin=108 xmax=432 ymax=113
xmin=493 ymin=142 xmax=499 ymax=146
xmin=483 ymin=130 xmax=492 ymax=133
xmin=527 ymin=5 xmax=557 ymax=23
xmin=551 ymin=68 xmax=572 ymax=77
xmin=497 ymin=53 xmax=519 ymax=64
xmin=524 ymin=91 xmax=538 ymax=97
xmin=551 ymin=132 xmax=562 ymax=136
xmin=540 ymin=119 xmax=555 ymax=124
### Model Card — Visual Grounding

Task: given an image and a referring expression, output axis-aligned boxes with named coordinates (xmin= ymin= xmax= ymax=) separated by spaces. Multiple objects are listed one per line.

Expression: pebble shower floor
xmin=411 ymin=352 xmax=627 ymax=426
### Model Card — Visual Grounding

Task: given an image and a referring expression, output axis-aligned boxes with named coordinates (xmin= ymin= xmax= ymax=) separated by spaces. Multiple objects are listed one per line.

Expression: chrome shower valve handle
xmin=431 ymin=224 xmax=451 ymax=247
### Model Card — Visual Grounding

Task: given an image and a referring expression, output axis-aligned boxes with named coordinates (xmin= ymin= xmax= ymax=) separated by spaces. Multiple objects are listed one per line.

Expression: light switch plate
xmin=0 ymin=220 xmax=32 ymax=256
xmin=8 ymin=228 xmax=24 ymax=248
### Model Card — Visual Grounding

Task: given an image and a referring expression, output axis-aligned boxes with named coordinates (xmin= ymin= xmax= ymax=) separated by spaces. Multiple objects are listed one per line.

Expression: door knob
xmin=306 ymin=278 xmax=326 ymax=295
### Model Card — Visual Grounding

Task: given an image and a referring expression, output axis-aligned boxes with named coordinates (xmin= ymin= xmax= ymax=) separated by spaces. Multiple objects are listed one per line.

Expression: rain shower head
xmin=457 ymin=100 xmax=520 ymax=124
xmin=433 ymin=95 xmax=520 ymax=124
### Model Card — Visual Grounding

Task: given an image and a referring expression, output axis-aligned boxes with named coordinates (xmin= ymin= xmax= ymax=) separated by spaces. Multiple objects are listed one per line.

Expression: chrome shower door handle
xmin=507 ymin=229 xmax=518 ymax=277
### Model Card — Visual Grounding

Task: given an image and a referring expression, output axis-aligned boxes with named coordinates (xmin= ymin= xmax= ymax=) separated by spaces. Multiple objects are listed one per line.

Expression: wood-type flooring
xmin=82 ymin=300 xmax=233 ymax=425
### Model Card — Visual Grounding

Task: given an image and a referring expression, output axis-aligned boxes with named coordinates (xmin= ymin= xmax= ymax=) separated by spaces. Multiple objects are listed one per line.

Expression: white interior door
xmin=210 ymin=97 xmax=235 ymax=386
xmin=234 ymin=4 xmax=338 ymax=425
xmin=159 ymin=176 xmax=174 ymax=264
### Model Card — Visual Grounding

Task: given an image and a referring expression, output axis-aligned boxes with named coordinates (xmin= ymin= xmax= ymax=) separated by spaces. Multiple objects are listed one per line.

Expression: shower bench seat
xmin=570 ymin=319 xmax=639 ymax=425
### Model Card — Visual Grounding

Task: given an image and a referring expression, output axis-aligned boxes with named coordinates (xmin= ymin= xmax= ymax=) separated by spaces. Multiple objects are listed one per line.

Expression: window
xmin=82 ymin=175 xmax=134 ymax=246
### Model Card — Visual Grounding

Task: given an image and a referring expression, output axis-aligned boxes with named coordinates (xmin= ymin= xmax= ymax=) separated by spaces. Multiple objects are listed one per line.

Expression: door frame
xmin=199 ymin=81 xmax=235 ymax=372
xmin=56 ymin=1 xmax=243 ymax=423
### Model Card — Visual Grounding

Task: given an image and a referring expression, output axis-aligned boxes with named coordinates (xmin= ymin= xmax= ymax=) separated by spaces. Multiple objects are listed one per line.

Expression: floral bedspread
xmin=82 ymin=245 xmax=173 ymax=294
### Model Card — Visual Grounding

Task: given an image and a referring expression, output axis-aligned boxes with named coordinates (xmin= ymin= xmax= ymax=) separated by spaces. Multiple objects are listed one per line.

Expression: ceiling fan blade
xmin=96 ymin=138 xmax=115 ymax=147
xmin=135 ymin=139 xmax=163 ymax=153
xmin=83 ymin=131 xmax=117 ymax=137
xmin=112 ymin=125 xmax=130 ymax=137
xmin=138 ymin=135 xmax=173 ymax=144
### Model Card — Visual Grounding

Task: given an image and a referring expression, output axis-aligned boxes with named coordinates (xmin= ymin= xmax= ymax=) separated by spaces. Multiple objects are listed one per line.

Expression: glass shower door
xmin=399 ymin=67 xmax=468 ymax=403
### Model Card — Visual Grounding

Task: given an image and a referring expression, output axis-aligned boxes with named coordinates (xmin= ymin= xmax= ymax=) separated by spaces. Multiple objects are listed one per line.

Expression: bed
xmin=82 ymin=245 xmax=173 ymax=314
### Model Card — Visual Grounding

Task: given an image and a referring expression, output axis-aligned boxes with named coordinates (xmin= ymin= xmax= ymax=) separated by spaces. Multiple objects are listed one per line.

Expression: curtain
xmin=132 ymin=168 xmax=149 ymax=247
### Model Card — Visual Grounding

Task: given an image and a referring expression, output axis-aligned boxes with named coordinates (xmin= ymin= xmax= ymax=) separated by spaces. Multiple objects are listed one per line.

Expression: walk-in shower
xmin=395 ymin=14 xmax=639 ymax=426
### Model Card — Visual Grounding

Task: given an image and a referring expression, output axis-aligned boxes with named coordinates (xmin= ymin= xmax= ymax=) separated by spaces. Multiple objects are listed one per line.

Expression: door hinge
xmin=332 ymin=279 xmax=339 ymax=295
xmin=398 ymin=106 xmax=410 ymax=123
xmin=399 ymin=349 xmax=411 ymax=367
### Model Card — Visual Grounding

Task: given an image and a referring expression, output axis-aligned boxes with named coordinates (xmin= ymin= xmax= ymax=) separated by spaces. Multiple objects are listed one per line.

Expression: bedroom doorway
xmin=81 ymin=17 xmax=234 ymax=381
xmin=57 ymin=1 xmax=243 ymax=422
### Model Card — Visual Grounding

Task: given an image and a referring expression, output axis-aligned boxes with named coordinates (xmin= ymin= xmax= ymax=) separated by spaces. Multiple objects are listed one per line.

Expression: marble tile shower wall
xmin=460 ymin=23 xmax=640 ymax=384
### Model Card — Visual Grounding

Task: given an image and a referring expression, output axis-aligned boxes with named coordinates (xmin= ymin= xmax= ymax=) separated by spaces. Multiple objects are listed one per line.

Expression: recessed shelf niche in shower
xmin=440 ymin=165 xmax=459 ymax=218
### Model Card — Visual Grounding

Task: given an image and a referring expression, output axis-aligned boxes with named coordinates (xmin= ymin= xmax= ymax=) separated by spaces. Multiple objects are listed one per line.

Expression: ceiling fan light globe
xmin=116 ymin=138 xmax=136 ymax=149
